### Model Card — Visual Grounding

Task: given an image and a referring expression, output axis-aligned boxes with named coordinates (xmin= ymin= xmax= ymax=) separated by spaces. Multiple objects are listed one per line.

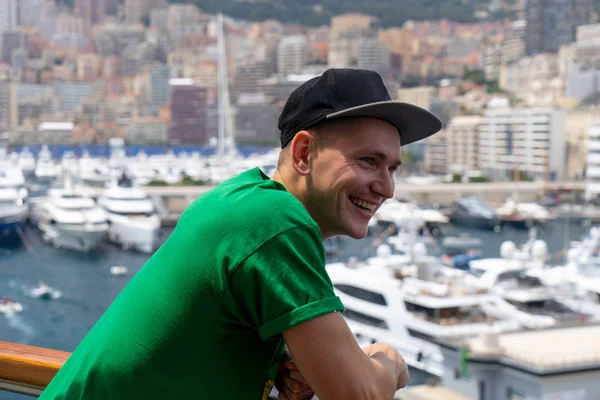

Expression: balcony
xmin=0 ymin=341 xmax=69 ymax=396
xmin=587 ymin=153 xmax=600 ymax=165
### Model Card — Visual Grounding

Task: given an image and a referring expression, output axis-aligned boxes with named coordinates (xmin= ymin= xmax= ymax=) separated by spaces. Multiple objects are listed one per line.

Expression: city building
xmin=149 ymin=64 xmax=170 ymax=112
xmin=277 ymin=35 xmax=308 ymax=76
xmin=10 ymin=47 xmax=27 ymax=69
xmin=124 ymin=0 xmax=167 ymax=24
xmin=585 ymin=124 xmax=600 ymax=200
xmin=564 ymin=25 xmax=600 ymax=104
xmin=525 ymin=0 xmax=596 ymax=54
xmin=446 ymin=116 xmax=482 ymax=173
xmin=125 ymin=116 xmax=167 ymax=144
xmin=330 ymin=13 xmax=374 ymax=40
xmin=424 ymin=130 xmax=448 ymax=174
xmin=378 ymin=27 xmax=414 ymax=72
xmin=235 ymin=94 xmax=280 ymax=146
xmin=565 ymin=108 xmax=600 ymax=179
xmin=167 ymin=4 xmax=203 ymax=48
xmin=499 ymin=53 xmax=561 ymax=106
xmin=0 ymin=0 xmax=17 ymax=34
xmin=1 ymin=30 xmax=25 ymax=64
xmin=54 ymin=82 xmax=95 ymax=112
xmin=483 ymin=43 xmax=502 ymax=81
xmin=356 ymin=37 xmax=390 ymax=78
xmin=37 ymin=121 xmax=74 ymax=144
xmin=74 ymin=0 xmax=115 ymax=25
xmin=479 ymin=99 xmax=566 ymax=181
xmin=396 ymin=87 xmax=436 ymax=110
xmin=18 ymin=0 xmax=42 ymax=27
xmin=76 ymin=53 xmax=103 ymax=82
xmin=168 ymin=82 xmax=208 ymax=145
xmin=232 ymin=62 xmax=271 ymax=101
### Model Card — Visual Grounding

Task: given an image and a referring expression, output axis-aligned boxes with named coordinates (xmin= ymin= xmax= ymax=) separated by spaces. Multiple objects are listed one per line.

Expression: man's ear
xmin=290 ymin=130 xmax=315 ymax=176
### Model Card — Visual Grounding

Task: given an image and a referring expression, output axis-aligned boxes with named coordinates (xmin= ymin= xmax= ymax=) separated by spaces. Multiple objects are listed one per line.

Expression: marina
xmin=2 ymin=142 xmax=600 ymax=399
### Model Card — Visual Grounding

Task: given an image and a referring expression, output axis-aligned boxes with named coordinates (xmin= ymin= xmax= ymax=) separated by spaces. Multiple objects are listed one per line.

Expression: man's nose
xmin=372 ymin=171 xmax=395 ymax=199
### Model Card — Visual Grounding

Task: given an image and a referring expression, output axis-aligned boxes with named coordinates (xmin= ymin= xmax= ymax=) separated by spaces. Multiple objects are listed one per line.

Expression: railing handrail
xmin=0 ymin=341 xmax=69 ymax=397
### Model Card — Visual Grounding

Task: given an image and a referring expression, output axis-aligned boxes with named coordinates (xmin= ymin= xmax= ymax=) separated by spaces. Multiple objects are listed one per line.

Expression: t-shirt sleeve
xmin=228 ymin=226 xmax=344 ymax=341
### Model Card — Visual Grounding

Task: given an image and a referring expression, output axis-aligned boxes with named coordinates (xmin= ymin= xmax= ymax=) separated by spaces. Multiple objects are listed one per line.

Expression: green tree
xmin=486 ymin=80 xmax=501 ymax=93
xmin=463 ymin=69 xmax=486 ymax=86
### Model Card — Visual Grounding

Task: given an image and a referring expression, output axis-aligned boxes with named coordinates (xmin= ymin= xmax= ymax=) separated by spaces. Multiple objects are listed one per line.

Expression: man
xmin=39 ymin=69 xmax=441 ymax=400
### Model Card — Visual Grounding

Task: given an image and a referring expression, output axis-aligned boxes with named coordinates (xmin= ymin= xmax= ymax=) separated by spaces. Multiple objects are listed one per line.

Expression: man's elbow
xmin=340 ymin=381 xmax=398 ymax=400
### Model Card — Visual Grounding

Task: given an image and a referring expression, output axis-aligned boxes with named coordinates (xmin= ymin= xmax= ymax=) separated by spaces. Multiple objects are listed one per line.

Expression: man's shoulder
xmin=184 ymin=168 xmax=317 ymax=230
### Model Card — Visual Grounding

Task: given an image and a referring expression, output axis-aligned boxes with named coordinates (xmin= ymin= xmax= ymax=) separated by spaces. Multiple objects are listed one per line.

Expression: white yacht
xmin=183 ymin=152 xmax=210 ymax=182
xmin=78 ymin=152 xmax=111 ymax=187
xmin=34 ymin=145 xmax=61 ymax=182
xmin=30 ymin=183 xmax=109 ymax=252
xmin=327 ymin=245 xmax=521 ymax=377
xmin=0 ymin=167 xmax=29 ymax=239
xmin=127 ymin=151 xmax=159 ymax=185
xmin=16 ymin=147 xmax=36 ymax=178
xmin=97 ymin=174 xmax=160 ymax=253
xmin=464 ymin=231 xmax=600 ymax=325
xmin=375 ymin=198 xmax=449 ymax=236
xmin=530 ymin=227 xmax=600 ymax=309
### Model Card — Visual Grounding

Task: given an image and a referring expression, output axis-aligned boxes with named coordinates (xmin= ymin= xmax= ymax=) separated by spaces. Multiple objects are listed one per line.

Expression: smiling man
xmin=39 ymin=69 xmax=441 ymax=400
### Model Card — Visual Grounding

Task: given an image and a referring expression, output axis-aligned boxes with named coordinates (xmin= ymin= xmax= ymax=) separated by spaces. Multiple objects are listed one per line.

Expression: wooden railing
xmin=0 ymin=341 xmax=69 ymax=397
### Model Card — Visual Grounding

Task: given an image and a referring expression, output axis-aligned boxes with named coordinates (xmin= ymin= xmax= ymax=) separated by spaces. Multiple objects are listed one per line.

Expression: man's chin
xmin=346 ymin=226 xmax=369 ymax=240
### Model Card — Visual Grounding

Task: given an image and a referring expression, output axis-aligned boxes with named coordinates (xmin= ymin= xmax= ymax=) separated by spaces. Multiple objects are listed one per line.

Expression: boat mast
xmin=217 ymin=13 xmax=234 ymax=158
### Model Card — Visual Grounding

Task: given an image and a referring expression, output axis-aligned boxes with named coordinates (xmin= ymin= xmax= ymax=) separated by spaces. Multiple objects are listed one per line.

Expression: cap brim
xmin=326 ymin=101 xmax=443 ymax=146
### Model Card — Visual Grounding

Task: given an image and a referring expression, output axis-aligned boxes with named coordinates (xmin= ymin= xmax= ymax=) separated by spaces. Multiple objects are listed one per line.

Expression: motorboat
xmin=0 ymin=167 xmax=29 ymax=239
xmin=30 ymin=282 xmax=61 ymax=300
xmin=450 ymin=196 xmax=501 ymax=231
xmin=29 ymin=180 xmax=109 ymax=252
xmin=496 ymin=197 xmax=553 ymax=229
xmin=0 ymin=297 xmax=23 ymax=314
xmin=97 ymin=174 xmax=160 ymax=253
xmin=110 ymin=265 xmax=128 ymax=276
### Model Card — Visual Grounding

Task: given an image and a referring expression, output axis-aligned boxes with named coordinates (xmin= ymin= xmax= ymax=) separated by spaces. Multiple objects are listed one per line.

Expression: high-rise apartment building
xmin=0 ymin=0 xmax=17 ymax=34
xmin=124 ymin=0 xmax=167 ymax=24
xmin=525 ymin=0 xmax=596 ymax=54
xmin=1 ymin=30 xmax=25 ymax=64
xmin=169 ymin=83 xmax=208 ymax=145
xmin=277 ymin=35 xmax=308 ymax=77
xmin=149 ymin=64 xmax=170 ymax=112
xmin=479 ymin=100 xmax=566 ymax=181
xmin=446 ymin=116 xmax=482 ymax=173
xmin=585 ymin=124 xmax=600 ymax=200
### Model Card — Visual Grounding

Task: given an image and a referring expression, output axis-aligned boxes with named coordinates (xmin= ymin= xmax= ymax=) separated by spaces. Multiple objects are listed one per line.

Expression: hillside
xmin=178 ymin=0 xmax=513 ymax=27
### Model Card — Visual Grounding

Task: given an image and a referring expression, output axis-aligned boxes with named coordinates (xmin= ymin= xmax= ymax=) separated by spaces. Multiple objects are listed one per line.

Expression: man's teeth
xmin=349 ymin=196 xmax=375 ymax=212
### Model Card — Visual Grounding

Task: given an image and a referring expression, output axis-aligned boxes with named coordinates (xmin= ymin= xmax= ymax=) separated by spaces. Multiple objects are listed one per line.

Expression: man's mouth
xmin=349 ymin=196 xmax=377 ymax=214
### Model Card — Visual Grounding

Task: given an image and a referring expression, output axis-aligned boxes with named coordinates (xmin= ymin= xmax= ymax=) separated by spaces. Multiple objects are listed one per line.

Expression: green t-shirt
xmin=40 ymin=167 xmax=344 ymax=400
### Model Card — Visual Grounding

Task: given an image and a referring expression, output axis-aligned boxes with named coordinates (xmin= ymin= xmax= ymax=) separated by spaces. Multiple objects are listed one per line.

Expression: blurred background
xmin=1 ymin=0 xmax=600 ymax=399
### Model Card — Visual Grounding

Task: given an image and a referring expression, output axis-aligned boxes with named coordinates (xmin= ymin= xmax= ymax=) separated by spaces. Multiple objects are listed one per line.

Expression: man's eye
xmin=389 ymin=166 xmax=399 ymax=175
xmin=360 ymin=158 xmax=375 ymax=166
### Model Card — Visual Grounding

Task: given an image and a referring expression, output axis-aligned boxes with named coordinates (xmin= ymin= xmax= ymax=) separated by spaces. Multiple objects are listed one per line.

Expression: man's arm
xmin=282 ymin=311 xmax=408 ymax=400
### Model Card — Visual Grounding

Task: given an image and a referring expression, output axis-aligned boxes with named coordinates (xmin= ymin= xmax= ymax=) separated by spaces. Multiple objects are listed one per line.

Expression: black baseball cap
xmin=278 ymin=68 xmax=442 ymax=148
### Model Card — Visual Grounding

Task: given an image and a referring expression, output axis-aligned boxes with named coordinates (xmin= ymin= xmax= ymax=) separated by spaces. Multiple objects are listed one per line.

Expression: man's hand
xmin=362 ymin=343 xmax=409 ymax=389
xmin=275 ymin=360 xmax=315 ymax=400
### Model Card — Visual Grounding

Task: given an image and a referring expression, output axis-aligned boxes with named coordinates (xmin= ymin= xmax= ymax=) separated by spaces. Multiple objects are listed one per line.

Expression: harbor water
xmin=0 ymin=220 xmax=593 ymax=399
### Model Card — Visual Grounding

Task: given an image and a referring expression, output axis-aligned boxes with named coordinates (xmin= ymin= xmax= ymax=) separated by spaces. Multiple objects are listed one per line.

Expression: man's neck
xmin=271 ymin=169 xmax=327 ymax=241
